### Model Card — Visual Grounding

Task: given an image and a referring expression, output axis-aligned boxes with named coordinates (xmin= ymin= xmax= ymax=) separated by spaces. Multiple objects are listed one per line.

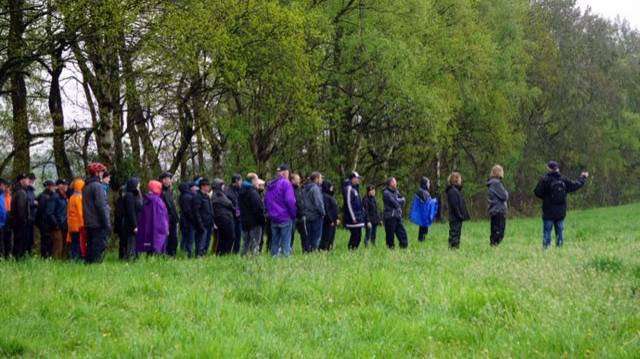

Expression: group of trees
xmin=1 ymin=0 xmax=639 ymax=214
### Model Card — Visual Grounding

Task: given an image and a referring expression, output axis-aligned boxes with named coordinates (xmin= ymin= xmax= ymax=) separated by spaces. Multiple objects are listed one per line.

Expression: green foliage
xmin=1 ymin=203 xmax=639 ymax=356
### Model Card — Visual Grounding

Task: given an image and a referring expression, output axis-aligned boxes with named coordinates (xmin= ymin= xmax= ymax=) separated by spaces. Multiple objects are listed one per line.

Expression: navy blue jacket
xmin=45 ymin=190 xmax=68 ymax=230
xmin=534 ymin=172 xmax=586 ymax=220
xmin=192 ymin=191 xmax=214 ymax=231
xmin=342 ymin=180 xmax=365 ymax=228
xmin=178 ymin=183 xmax=196 ymax=230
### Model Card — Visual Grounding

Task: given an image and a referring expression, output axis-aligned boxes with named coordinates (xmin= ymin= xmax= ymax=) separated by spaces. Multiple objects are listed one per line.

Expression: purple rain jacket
xmin=264 ymin=175 xmax=297 ymax=224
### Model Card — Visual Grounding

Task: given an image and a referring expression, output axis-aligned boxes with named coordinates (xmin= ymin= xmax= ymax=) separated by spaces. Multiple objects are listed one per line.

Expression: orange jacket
xmin=67 ymin=179 xmax=85 ymax=234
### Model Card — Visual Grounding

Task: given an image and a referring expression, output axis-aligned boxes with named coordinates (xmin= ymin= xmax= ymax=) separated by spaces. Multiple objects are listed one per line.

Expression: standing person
xmin=46 ymin=179 xmax=69 ymax=259
xmin=319 ymin=180 xmax=339 ymax=251
xmin=66 ymin=179 xmax=86 ymax=261
xmin=11 ymin=174 xmax=31 ymax=259
xmin=192 ymin=178 xmax=214 ymax=257
xmin=302 ymin=172 xmax=325 ymax=251
xmin=119 ymin=177 xmax=143 ymax=259
xmin=239 ymin=174 xmax=265 ymax=256
xmin=136 ymin=180 xmax=169 ymax=255
xmin=226 ymin=174 xmax=243 ymax=254
xmin=487 ymin=165 xmax=509 ymax=246
xmin=26 ymin=173 xmax=37 ymax=255
xmin=342 ymin=172 xmax=366 ymax=249
xmin=211 ymin=179 xmax=236 ymax=255
xmin=178 ymin=181 xmax=197 ymax=257
xmin=534 ymin=161 xmax=588 ymax=249
xmin=410 ymin=177 xmax=438 ymax=242
xmin=83 ymin=163 xmax=112 ymax=264
xmin=101 ymin=171 xmax=111 ymax=194
xmin=36 ymin=180 xmax=56 ymax=258
xmin=264 ymin=164 xmax=297 ymax=257
xmin=363 ymin=185 xmax=380 ymax=247
xmin=290 ymin=173 xmax=307 ymax=253
xmin=0 ymin=179 xmax=10 ymax=258
xmin=446 ymin=172 xmax=470 ymax=249
xmin=383 ymin=177 xmax=408 ymax=249
xmin=159 ymin=172 xmax=179 ymax=257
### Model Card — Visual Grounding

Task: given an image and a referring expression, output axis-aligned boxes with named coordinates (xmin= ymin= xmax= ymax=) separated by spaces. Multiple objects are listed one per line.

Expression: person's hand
xmin=367 ymin=222 xmax=372 ymax=229
xmin=134 ymin=227 xmax=138 ymax=234
xmin=581 ymin=171 xmax=589 ymax=178
xmin=336 ymin=219 xmax=341 ymax=225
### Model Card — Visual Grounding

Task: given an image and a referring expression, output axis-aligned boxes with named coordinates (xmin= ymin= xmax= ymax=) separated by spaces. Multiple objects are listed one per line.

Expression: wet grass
xmin=1 ymin=203 xmax=639 ymax=357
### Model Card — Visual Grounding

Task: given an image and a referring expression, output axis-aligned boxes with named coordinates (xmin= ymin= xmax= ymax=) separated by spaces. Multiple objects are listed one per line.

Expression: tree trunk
xmin=8 ymin=0 xmax=30 ymax=177
xmin=49 ymin=47 xmax=73 ymax=179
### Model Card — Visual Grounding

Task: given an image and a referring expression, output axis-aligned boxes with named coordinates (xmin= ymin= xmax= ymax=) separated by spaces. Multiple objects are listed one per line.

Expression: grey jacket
xmin=83 ymin=176 xmax=111 ymax=230
xmin=383 ymin=187 xmax=406 ymax=220
xmin=302 ymin=182 xmax=325 ymax=221
xmin=487 ymin=177 xmax=508 ymax=216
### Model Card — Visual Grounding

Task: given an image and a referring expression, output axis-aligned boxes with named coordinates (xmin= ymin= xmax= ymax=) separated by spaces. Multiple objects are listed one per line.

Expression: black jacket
xmin=192 ymin=191 xmax=214 ymax=231
xmin=383 ymin=187 xmax=406 ymax=220
xmin=487 ymin=178 xmax=509 ymax=216
xmin=161 ymin=185 xmax=178 ymax=225
xmin=82 ymin=176 xmax=111 ymax=230
xmin=446 ymin=185 xmax=470 ymax=222
xmin=225 ymin=185 xmax=241 ymax=219
xmin=363 ymin=195 xmax=380 ymax=224
xmin=239 ymin=181 xmax=265 ymax=230
xmin=121 ymin=179 xmax=143 ymax=236
xmin=27 ymin=186 xmax=37 ymax=223
xmin=11 ymin=184 xmax=30 ymax=228
xmin=322 ymin=181 xmax=339 ymax=225
xmin=178 ymin=183 xmax=196 ymax=230
xmin=293 ymin=184 xmax=305 ymax=222
xmin=35 ymin=189 xmax=54 ymax=229
xmin=534 ymin=172 xmax=586 ymax=220
xmin=211 ymin=191 xmax=235 ymax=226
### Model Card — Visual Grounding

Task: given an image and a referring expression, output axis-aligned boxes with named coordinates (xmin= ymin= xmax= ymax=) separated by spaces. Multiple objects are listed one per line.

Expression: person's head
xmin=322 ymin=180 xmax=334 ymax=195
xmin=309 ymin=171 xmax=323 ymax=185
xmin=16 ymin=173 xmax=29 ymax=188
xmin=277 ymin=164 xmax=290 ymax=180
xmin=159 ymin=172 xmax=173 ymax=187
xmin=44 ymin=180 xmax=56 ymax=192
xmin=491 ymin=165 xmax=504 ymax=179
xmin=231 ymin=173 xmax=242 ymax=188
xmin=212 ymin=178 xmax=224 ymax=192
xmin=349 ymin=171 xmax=361 ymax=185
xmin=126 ymin=177 xmax=140 ymax=192
xmin=0 ymin=178 xmax=8 ymax=192
xmin=28 ymin=173 xmax=36 ymax=186
xmin=256 ymin=179 xmax=266 ymax=192
xmin=87 ymin=162 xmax=107 ymax=179
xmin=56 ymin=179 xmax=69 ymax=194
xmin=387 ymin=177 xmax=397 ymax=190
xmin=246 ymin=172 xmax=258 ymax=182
xmin=420 ymin=177 xmax=430 ymax=190
xmin=199 ymin=178 xmax=211 ymax=194
xmin=148 ymin=180 xmax=162 ymax=195
xmin=366 ymin=185 xmax=376 ymax=196
xmin=72 ymin=179 xmax=85 ymax=193
xmin=448 ymin=172 xmax=462 ymax=187
xmin=290 ymin=173 xmax=301 ymax=187
xmin=189 ymin=182 xmax=198 ymax=193
xmin=102 ymin=171 xmax=111 ymax=184
xmin=547 ymin=161 xmax=560 ymax=173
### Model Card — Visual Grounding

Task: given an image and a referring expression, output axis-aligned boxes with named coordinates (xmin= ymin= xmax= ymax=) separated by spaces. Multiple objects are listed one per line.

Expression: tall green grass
xmin=1 ymin=204 xmax=639 ymax=357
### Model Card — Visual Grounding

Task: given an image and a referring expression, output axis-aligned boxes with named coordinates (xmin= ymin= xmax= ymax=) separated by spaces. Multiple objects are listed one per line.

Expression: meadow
xmin=1 ymin=203 xmax=639 ymax=357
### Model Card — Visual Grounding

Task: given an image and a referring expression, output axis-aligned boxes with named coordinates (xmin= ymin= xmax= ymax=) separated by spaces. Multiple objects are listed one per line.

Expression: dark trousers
xmin=418 ymin=226 xmax=429 ymax=242
xmin=306 ymin=218 xmax=323 ymax=251
xmin=292 ymin=219 xmax=309 ymax=253
xmin=215 ymin=219 xmax=236 ymax=256
xmin=166 ymin=221 xmax=178 ymax=257
xmin=365 ymin=224 xmax=377 ymax=246
xmin=70 ymin=232 xmax=82 ymax=261
xmin=320 ymin=223 xmax=336 ymax=250
xmin=86 ymin=227 xmax=109 ymax=264
xmin=384 ymin=218 xmax=408 ymax=249
xmin=50 ymin=228 xmax=65 ymax=259
xmin=12 ymin=227 xmax=29 ymax=259
xmin=39 ymin=225 xmax=53 ymax=258
xmin=118 ymin=232 xmax=136 ymax=260
xmin=1 ymin=227 xmax=12 ymax=258
xmin=180 ymin=224 xmax=195 ymax=257
xmin=449 ymin=220 xmax=462 ymax=249
xmin=232 ymin=217 xmax=242 ymax=254
xmin=347 ymin=227 xmax=362 ymax=249
xmin=26 ymin=224 xmax=34 ymax=255
xmin=195 ymin=226 xmax=212 ymax=257
xmin=490 ymin=213 xmax=506 ymax=246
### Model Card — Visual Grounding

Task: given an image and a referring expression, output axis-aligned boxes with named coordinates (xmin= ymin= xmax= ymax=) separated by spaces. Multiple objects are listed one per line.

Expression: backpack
xmin=549 ymin=177 xmax=567 ymax=205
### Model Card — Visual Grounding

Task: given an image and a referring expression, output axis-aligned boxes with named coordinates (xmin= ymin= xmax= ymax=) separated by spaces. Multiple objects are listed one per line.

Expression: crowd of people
xmin=0 ymin=160 xmax=588 ymax=262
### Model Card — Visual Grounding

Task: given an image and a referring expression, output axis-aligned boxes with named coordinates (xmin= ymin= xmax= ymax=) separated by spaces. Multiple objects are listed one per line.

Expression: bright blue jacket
xmin=409 ymin=194 xmax=438 ymax=227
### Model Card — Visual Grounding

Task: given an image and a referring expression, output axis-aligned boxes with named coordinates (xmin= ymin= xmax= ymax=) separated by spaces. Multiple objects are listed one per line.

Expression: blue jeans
xmin=306 ymin=218 xmax=323 ymax=251
xmin=270 ymin=220 xmax=293 ymax=257
xmin=180 ymin=225 xmax=195 ymax=257
xmin=543 ymin=219 xmax=564 ymax=248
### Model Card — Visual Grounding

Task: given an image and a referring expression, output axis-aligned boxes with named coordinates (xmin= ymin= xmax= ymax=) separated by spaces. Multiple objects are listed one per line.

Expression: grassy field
xmin=1 ymin=203 xmax=639 ymax=357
